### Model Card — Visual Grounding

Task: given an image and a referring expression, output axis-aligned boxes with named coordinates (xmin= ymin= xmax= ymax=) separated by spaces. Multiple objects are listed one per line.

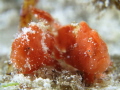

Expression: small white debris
xmin=22 ymin=27 xmax=35 ymax=34
xmin=71 ymin=22 xmax=79 ymax=26
xmin=67 ymin=55 xmax=70 ymax=58
xmin=24 ymin=58 xmax=31 ymax=70
xmin=17 ymin=27 xmax=35 ymax=42
xmin=33 ymin=77 xmax=51 ymax=88
xmin=84 ymin=52 xmax=86 ymax=54
xmin=29 ymin=21 xmax=50 ymax=32
xmin=74 ymin=43 xmax=78 ymax=47
xmin=88 ymin=37 xmax=92 ymax=42
xmin=29 ymin=22 xmax=37 ymax=26
xmin=12 ymin=74 xmax=31 ymax=84
xmin=41 ymin=32 xmax=49 ymax=53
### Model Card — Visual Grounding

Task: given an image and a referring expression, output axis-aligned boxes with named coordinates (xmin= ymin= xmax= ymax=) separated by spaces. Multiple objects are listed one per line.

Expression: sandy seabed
xmin=0 ymin=0 xmax=120 ymax=90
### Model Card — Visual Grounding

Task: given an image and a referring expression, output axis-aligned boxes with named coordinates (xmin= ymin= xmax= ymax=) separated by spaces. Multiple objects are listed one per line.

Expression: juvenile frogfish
xmin=10 ymin=7 xmax=111 ymax=84
xmin=10 ymin=22 xmax=60 ymax=74
xmin=54 ymin=21 xmax=111 ymax=83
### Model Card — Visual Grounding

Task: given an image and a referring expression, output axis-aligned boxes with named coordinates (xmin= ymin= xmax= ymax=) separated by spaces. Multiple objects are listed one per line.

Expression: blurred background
xmin=0 ymin=0 xmax=120 ymax=57
xmin=0 ymin=0 xmax=120 ymax=89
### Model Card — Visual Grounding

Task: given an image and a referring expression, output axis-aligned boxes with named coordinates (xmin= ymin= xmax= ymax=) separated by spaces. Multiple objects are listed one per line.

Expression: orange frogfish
xmin=10 ymin=8 xmax=111 ymax=84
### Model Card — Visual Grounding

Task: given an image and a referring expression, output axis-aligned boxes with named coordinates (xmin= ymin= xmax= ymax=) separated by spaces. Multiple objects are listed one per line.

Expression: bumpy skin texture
xmin=11 ymin=25 xmax=59 ymax=74
xmin=55 ymin=22 xmax=111 ymax=83
xmin=11 ymin=8 xmax=111 ymax=84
